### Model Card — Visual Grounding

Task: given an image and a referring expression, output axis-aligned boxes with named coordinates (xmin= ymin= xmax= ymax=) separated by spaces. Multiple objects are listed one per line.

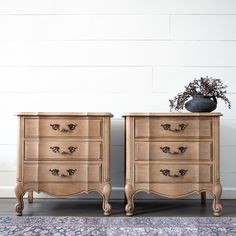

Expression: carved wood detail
xmin=15 ymin=113 xmax=113 ymax=216
xmin=123 ymin=113 xmax=222 ymax=216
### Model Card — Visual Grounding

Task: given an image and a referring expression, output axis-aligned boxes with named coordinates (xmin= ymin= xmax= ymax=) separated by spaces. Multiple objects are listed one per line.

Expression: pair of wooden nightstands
xmin=15 ymin=112 xmax=222 ymax=216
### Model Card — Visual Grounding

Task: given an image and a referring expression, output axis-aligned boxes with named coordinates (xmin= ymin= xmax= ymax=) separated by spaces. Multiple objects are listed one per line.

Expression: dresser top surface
xmin=17 ymin=112 xmax=113 ymax=117
xmin=123 ymin=112 xmax=222 ymax=117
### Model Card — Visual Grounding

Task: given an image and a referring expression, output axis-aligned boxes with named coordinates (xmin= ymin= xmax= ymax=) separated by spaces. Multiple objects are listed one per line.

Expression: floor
xmin=1 ymin=198 xmax=236 ymax=217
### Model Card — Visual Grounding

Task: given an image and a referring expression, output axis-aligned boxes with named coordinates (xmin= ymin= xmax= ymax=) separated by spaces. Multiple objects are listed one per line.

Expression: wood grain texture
xmin=134 ymin=141 xmax=212 ymax=161
xmin=24 ymin=117 xmax=102 ymax=138
xmin=15 ymin=113 xmax=112 ymax=216
xmin=135 ymin=163 xmax=212 ymax=183
xmin=134 ymin=116 xmax=213 ymax=138
xmin=25 ymin=141 xmax=102 ymax=161
xmin=23 ymin=163 xmax=101 ymax=183
xmin=124 ymin=113 xmax=222 ymax=216
xmin=1 ymin=0 xmax=236 ymax=14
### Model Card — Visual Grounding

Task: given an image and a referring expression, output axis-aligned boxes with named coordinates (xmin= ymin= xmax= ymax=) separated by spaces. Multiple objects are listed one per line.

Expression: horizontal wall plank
xmin=0 ymin=67 xmax=152 ymax=93
xmin=153 ymin=66 xmax=236 ymax=94
xmin=221 ymin=119 xmax=236 ymax=146
xmin=221 ymin=146 xmax=236 ymax=172
xmin=0 ymin=0 xmax=236 ymax=14
xmin=221 ymin=172 xmax=236 ymax=188
xmin=0 ymin=172 xmax=16 ymax=187
xmin=171 ymin=15 xmax=236 ymax=40
xmin=1 ymin=41 xmax=236 ymax=66
xmin=0 ymin=115 xmax=17 ymax=145
xmin=215 ymin=94 xmax=235 ymax=119
xmin=0 ymin=145 xmax=16 ymax=171
xmin=0 ymin=186 xmax=15 ymax=198
xmin=0 ymin=15 xmax=169 ymax=41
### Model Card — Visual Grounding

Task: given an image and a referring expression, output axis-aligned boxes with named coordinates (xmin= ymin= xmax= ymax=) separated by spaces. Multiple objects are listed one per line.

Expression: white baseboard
xmin=0 ymin=186 xmax=15 ymax=198
xmin=1 ymin=186 xmax=236 ymax=199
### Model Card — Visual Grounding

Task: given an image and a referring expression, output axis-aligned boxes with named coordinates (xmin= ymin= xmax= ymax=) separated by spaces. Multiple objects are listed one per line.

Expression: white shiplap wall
xmin=0 ymin=0 xmax=236 ymax=199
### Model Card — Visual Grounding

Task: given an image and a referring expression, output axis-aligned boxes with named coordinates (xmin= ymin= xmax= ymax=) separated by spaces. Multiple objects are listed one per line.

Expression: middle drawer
xmin=135 ymin=142 xmax=212 ymax=161
xmin=25 ymin=141 xmax=102 ymax=161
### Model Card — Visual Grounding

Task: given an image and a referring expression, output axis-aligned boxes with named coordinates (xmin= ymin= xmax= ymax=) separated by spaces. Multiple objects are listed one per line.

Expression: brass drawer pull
xmin=50 ymin=123 xmax=77 ymax=132
xmin=50 ymin=146 xmax=77 ymax=155
xmin=49 ymin=168 xmax=77 ymax=177
xmin=160 ymin=146 xmax=187 ymax=155
xmin=160 ymin=169 xmax=188 ymax=178
xmin=161 ymin=123 xmax=188 ymax=132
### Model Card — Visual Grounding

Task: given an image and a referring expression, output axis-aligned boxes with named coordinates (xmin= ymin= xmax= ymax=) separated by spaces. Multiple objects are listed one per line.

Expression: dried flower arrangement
xmin=169 ymin=77 xmax=231 ymax=111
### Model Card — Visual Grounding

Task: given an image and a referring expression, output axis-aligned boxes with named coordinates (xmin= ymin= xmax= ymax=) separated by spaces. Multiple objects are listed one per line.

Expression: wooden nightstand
xmin=15 ymin=112 xmax=113 ymax=216
xmin=123 ymin=113 xmax=222 ymax=216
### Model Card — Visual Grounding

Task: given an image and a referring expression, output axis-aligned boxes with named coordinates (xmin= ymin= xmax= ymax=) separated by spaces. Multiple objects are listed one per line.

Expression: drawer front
xmin=24 ymin=163 xmax=101 ymax=183
xmin=25 ymin=141 xmax=102 ymax=161
xmin=25 ymin=118 xmax=102 ymax=138
xmin=134 ymin=117 xmax=212 ymax=138
xmin=135 ymin=142 xmax=212 ymax=161
xmin=135 ymin=164 xmax=212 ymax=183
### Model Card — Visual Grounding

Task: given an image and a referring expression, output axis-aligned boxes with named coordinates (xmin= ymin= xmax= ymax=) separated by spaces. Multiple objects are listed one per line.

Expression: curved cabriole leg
xmin=125 ymin=184 xmax=134 ymax=216
xmin=15 ymin=183 xmax=24 ymax=216
xmin=28 ymin=191 xmax=33 ymax=203
xmin=102 ymin=183 xmax=111 ymax=216
xmin=212 ymin=183 xmax=223 ymax=216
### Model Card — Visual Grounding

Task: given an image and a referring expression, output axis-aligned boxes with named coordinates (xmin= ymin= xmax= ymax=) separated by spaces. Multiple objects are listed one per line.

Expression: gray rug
xmin=0 ymin=216 xmax=236 ymax=235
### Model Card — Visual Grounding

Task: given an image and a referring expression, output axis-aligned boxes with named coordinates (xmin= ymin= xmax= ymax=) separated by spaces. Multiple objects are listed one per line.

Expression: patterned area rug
xmin=0 ymin=216 xmax=236 ymax=236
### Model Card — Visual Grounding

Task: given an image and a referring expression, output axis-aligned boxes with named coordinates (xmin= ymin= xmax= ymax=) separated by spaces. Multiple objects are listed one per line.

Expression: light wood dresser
xmin=15 ymin=112 xmax=113 ymax=216
xmin=123 ymin=113 xmax=223 ymax=216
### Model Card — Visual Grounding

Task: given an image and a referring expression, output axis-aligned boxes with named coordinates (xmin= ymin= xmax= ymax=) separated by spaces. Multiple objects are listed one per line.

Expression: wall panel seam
xmin=1 ymin=39 xmax=236 ymax=42
xmin=0 ymin=13 xmax=170 ymax=16
xmin=1 ymin=13 xmax=236 ymax=16
xmin=0 ymin=65 xmax=153 ymax=68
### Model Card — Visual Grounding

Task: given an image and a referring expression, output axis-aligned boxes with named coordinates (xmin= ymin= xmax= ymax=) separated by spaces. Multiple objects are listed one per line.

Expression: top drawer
xmin=25 ymin=118 xmax=102 ymax=138
xmin=134 ymin=117 xmax=212 ymax=138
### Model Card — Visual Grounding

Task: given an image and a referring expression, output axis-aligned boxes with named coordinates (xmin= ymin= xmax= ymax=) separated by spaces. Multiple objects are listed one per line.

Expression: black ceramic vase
xmin=185 ymin=95 xmax=217 ymax=112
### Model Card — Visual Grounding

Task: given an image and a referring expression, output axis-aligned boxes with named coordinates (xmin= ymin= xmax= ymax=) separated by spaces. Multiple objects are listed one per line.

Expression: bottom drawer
xmin=135 ymin=163 xmax=212 ymax=183
xmin=24 ymin=163 xmax=101 ymax=183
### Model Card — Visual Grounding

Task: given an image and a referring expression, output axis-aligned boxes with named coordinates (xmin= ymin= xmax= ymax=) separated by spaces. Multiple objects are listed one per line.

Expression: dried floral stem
xmin=169 ymin=77 xmax=231 ymax=111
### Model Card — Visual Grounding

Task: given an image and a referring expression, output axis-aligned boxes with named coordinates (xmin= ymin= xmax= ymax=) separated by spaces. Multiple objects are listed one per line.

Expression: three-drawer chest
xmin=123 ymin=113 xmax=222 ymax=216
xmin=15 ymin=112 xmax=113 ymax=216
